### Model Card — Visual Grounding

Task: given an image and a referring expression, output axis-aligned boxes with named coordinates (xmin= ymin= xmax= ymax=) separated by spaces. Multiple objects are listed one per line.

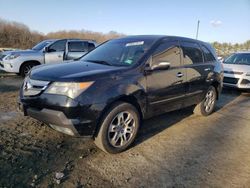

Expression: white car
xmin=0 ymin=39 xmax=97 ymax=77
xmin=223 ymin=52 xmax=250 ymax=89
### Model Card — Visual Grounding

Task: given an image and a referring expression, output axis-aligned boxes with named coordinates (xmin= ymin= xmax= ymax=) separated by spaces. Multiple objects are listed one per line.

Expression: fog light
xmin=49 ymin=124 xmax=74 ymax=136
xmin=241 ymin=79 xmax=250 ymax=85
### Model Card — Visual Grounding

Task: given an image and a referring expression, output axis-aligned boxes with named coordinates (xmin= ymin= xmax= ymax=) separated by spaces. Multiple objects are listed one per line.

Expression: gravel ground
xmin=0 ymin=75 xmax=250 ymax=187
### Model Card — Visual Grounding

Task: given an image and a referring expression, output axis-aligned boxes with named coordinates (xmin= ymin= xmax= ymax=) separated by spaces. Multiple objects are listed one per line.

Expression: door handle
xmin=204 ymin=68 xmax=211 ymax=71
xmin=58 ymin=55 xmax=62 ymax=58
xmin=176 ymin=72 xmax=183 ymax=78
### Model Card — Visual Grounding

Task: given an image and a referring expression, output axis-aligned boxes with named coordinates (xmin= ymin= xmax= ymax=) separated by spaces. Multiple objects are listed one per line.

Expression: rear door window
xmin=180 ymin=41 xmax=203 ymax=64
xmin=68 ymin=41 xmax=87 ymax=52
xmin=201 ymin=45 xmax=216 ymax=62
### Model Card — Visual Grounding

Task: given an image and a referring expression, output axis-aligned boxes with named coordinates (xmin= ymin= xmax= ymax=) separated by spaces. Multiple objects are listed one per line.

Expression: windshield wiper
xmin=85 ymin=60 xmax=112 ymax=66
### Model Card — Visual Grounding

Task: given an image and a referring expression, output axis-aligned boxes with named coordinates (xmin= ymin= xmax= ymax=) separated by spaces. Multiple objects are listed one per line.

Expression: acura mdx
xmin=19 ymin=35 xmax=223 ymax=153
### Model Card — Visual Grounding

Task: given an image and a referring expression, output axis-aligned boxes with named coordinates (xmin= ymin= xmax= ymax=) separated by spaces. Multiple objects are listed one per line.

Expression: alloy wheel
xmin=108 ymin=111 xmax=136 ymax=148
xmin=204 ymin=89 xmax=216 ymax=113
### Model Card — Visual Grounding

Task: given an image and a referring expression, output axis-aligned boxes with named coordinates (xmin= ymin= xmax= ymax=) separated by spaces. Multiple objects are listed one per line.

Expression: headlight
xmin=5 ymin=54 xmax=20 ymax=60
xmin=45 ymin=81 xmax=94 ymax=98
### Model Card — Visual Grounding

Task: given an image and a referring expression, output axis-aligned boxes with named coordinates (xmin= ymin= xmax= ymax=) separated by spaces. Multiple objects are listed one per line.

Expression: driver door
xmin=146 ymin=40 xmax=186 ymax=115
xmin=44 ymin=40 xmax=66 ymax=64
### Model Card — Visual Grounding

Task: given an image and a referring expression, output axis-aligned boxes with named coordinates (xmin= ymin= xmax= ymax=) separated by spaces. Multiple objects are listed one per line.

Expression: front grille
xmin=23 ymin=77 xmax=50 ymax=96
xmin=223 ymin=77 xmax=239 ymax=84
xmin=241 ymin=79 xmax=250 ymax=85
xmin=223 ymin=70 xmax=243 ymax=75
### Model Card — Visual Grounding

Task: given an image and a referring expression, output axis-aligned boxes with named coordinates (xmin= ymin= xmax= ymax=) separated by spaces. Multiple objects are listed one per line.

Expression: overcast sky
xmin=0 ymin=0 xmax=250 ymax=43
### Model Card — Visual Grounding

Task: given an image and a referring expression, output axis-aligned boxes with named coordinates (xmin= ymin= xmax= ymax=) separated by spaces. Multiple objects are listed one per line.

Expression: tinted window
xmin=181 ymin=42 xmax=203 ymax=64
xmin=48 ymin=40 xmax=66 ymax=52
xmin=88 ymin=43 xmax=95 ymax=51
xmin=201 ymin=45 xmax=216 ymax=62
xmin=68 ymin=41 xmax=87 ymax=52
xmin=151 ymin=40 xmax=181 ymax=68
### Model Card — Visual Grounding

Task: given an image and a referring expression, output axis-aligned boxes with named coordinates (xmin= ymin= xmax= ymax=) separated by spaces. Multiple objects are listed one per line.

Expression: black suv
xmin=19 ymin=35 xmax=223 ymax=153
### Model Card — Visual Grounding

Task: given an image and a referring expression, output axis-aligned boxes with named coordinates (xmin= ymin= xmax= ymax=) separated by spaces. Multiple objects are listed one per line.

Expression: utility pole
xmin=196 ymin=20 xmax=200 ymax=39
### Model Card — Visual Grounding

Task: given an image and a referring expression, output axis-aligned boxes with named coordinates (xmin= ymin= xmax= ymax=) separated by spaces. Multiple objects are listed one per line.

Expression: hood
xmin=2 ymin=49 xmax=39 ymax=56
xmin=223 ymin=63 xmax=250 ymax=73
xmin=30 ymin=61 xmax=127 ymax=82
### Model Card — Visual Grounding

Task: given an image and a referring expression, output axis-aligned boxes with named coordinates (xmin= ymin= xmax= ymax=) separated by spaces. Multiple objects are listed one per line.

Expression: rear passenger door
xmin=146 ymin=40 xmax=186 ymax=115
xmin=66 ymin=41 xmax=89 ymax=60
xmin=180 ymin=41 xmax=214 ymax=106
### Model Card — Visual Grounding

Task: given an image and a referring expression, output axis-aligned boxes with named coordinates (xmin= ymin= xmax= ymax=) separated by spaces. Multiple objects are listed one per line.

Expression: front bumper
xmin=0 ymin=58 xmax=21 ymax=73
xmin=19 ymin=93 xmax=106 ymax=137
xmin=223 ymin=74 xmax=250 ymax=89
xmin=27 ymin=107 xmax=80 ymax=136
xmin=0 ymin=60 xmax=19 ymax=73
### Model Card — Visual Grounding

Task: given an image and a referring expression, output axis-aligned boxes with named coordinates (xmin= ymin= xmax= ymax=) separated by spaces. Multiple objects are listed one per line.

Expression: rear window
xmin=201 ymin=45 xmax=216 ymax=62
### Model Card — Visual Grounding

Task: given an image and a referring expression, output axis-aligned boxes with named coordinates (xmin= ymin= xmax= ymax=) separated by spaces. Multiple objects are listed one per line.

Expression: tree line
xmin=0 ymin=18 xmax=124 ymax=49
xmin=212 ymin=41 xmax=250 ymax=57
xmin=0 ymin=18 xmax=249 ymax=56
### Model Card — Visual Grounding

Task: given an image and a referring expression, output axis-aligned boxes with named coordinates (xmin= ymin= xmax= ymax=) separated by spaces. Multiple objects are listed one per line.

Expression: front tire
xmin=20 ymin=62 xmax=37 ymax=77
xmin=194 ymin=86 xmax=217 ymax=116
xmin=94 ymin=102 xmax=140 ymax=154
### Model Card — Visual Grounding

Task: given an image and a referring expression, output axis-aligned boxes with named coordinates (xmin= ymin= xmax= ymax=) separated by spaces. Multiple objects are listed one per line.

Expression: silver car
xmin=223 ymin=52 xmax=250 ymax=89
xmin=0 ymin=39 xmax=97 ymax=77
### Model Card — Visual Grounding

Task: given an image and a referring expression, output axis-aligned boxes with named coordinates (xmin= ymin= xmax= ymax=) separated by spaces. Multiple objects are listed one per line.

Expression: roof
xmin=43 ymin=38 xmax=96 ymax=42
xmin=234 ymin=51 xmax=250 ymax=54
xmin=116 ymin=35 xmax=207 ymax=44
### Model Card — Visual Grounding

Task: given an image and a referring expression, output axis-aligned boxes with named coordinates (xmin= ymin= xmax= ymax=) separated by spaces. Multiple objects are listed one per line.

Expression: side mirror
xmin=151 ymin=62 xmax=170 ymax=71
xmin=44 ymin=46 xmax=49 ymax=53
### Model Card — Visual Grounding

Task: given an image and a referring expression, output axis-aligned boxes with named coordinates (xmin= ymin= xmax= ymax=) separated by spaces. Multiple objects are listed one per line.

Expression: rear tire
xmin=94 ymin=102 xmax=140 ymax=154
xmin=20 ymin=62 xmax=37 ymax=77
xmin=194 ymin=86 xmax=217 ymax=116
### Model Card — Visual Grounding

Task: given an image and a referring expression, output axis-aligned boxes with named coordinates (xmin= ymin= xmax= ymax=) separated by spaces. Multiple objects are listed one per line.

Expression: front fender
xmin=77 ymin=75 xmax=147 ymax=115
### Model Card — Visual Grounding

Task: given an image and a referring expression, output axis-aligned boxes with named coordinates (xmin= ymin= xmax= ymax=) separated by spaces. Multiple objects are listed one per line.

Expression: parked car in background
xmin=19 ymin=35 xmax=223 ymax=153
xmin=0 ymin=39 xmax=97 ymax=77
xmin=223 ymin=52 xmax=250 ymax=89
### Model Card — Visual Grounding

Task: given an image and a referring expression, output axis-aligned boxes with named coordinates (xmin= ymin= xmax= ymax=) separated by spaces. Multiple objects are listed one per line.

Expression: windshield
xmin=224 ymin=53 xmax=250 ymax=65
xmin=32 ymin=40 xmax=53 ymax=51
xmin=81 ymin=39 xmax=155 ymax=66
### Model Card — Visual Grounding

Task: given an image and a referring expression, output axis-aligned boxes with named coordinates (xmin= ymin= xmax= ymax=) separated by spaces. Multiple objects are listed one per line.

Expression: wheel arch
xmin=93 ymin=94 xmax=145 ymax=137
xmin=211 ymin=80 xmax=221 ymax=100
xmin=19 ymin=60 xmax=41 ymax=73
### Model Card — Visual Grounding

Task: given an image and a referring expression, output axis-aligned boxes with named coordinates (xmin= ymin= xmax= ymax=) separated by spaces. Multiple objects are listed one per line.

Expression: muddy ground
xmin=0 ymin=74 xmax=250 ymax=187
